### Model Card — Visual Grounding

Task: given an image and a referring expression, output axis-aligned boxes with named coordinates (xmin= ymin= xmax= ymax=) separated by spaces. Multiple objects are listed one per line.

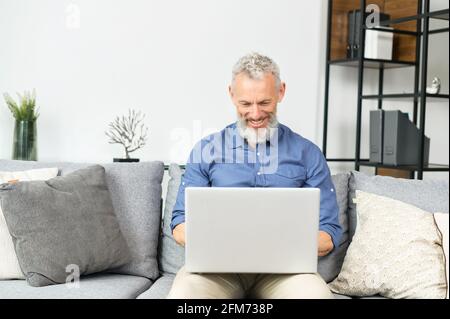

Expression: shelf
xmin=326 ymin=158 xmax=359 ymax=162
xmin=365 ymin=26 xmax=449 ymax=36
xmin=377 ymin=9 xmax=450 ymax=26
xmin=363 ymin=26 xmax=418 ymax=36
xmin=429 ymin=9 xmax=449 ymax=21
xmin=361 ymin=93 xmax=450 ymax=101
xmin=328 ymin=0 xmax=418 ymax=62
xmin=329 ymin=58 xmax=416 ymax=69
xmin=323 ymin=1 xmax=449 ymax=180
xmin=358 ymin=161 xmax=449 ymax=172
xmin=326 ymin=159 xmax=450 ymax=172
xmin=429 ymin=27 xmax=450 ymax=34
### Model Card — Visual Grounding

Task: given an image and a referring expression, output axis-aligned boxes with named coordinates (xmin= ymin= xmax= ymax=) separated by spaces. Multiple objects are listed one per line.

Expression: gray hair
xmin=232 ymin=52 xmax=281 ymax=88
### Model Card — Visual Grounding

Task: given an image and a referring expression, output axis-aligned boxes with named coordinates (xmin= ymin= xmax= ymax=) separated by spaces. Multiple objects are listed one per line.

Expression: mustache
xmin=239 ymin=113 xmax=278 ymax=125
xmin=237 ymin=114 xmax=279 ymax=132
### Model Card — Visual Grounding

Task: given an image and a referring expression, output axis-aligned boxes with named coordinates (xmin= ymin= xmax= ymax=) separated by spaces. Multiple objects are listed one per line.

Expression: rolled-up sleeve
xmin=303 ymin=143 xmax=342 ymax=250
xmin=170 ymin=147 xmax=210 ymax=233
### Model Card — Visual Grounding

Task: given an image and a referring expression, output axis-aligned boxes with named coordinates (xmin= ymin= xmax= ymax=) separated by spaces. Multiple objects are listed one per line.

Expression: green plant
xmin=3 ymin=89 xmax=40 ymax=121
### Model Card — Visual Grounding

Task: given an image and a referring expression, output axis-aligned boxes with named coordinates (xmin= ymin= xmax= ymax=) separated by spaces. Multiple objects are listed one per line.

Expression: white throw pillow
xmin=329 ymin=190 xmax=447 ymax=299
xmin=0 ymin=167 xmax=59 ymax=280
xmin=434 ymin=213 xmax=449 ymax=299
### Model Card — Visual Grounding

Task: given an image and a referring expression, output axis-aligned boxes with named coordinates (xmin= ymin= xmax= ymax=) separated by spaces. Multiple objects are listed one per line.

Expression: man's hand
xmin=318 ymin=231 xmax=334 ymax=257
xmin=173 ymin=223 xmax=186 ymax=247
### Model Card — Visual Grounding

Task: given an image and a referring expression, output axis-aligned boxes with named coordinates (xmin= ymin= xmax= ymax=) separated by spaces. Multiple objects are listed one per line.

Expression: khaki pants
xmin=167 ymin=266 xmax=334 ymax=299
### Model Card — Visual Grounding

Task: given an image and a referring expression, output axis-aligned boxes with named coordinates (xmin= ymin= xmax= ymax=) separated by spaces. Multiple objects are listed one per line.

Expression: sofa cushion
xmin=158 ymin=164 xmax=350 ymax=283
xmin=0 ymin=166 xmax=131 ymax=287
xmin=348 ymin=171 xmax=449 ymax=240
xmin=357 ymin=295 xmax=388 ymax=299
xmin=137 ymin=274 xmax=175 ymax=299
xmin=102 ymin=162 xmax=163 ymax=279
xmin=329 ymin=191 xmax=446 ymax=299
xmin=318 ymin=173 xmax=350 ymax=282
xmin=136 ymin=275 xmax=355 ymax=299
xmin=0 ymin=274 xmax=151 ymax=299
xmin=159 ymin=164 xmax=185 ymax=275
xmin=0 ymin=160 xmax=164 ymax=280
xmin=333 ymin=293 xmax=352 ymax=299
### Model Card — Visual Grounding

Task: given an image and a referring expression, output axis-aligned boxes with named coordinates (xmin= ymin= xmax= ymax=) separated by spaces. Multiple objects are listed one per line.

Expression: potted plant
xmin=105 ymin=109 xmax=149 ymax=162
xmin=4 ymin=89 xmax=39 ymax=161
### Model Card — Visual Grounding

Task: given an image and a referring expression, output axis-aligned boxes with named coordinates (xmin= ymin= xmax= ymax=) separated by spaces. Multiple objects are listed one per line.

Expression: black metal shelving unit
xmin=322 ymin=0 xmax=449 ymax=180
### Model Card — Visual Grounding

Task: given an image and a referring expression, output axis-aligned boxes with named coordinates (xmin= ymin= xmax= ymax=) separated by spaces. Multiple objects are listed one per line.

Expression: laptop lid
xmin=185 ymin=187 xmax=320 ymax=274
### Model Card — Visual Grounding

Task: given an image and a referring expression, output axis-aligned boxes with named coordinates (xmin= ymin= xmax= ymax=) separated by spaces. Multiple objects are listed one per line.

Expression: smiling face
xmin=229 ymin=72 xmax=285 ymax=129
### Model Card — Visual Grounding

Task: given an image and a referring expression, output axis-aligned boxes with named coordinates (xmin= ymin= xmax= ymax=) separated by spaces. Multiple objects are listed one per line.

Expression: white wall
xmin=0 ymin=0 xmax=448 ymax=180
xmin=0 ymin=0 xmax=324 ymax=165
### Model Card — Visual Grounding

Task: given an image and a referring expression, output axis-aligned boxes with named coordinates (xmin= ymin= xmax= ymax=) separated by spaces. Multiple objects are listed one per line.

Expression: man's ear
xmin=228 ymin=85 xmax=233 ymax=99
xmin=278 ymin=82 xmax=286 ymax=103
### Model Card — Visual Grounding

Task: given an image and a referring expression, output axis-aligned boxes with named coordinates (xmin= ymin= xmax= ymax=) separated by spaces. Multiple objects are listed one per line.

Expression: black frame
xmin=322 ymin=0 xmax=449 ymax=180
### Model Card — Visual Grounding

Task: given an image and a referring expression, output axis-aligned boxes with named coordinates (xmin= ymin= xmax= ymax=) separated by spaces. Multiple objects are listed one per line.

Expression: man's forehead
xmin=232 ymin=73 xmax=277 ymax=93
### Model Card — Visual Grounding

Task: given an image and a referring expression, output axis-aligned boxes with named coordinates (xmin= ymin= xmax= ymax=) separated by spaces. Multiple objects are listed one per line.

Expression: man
xmin=167 ymin=52 xmax=341 ymax=299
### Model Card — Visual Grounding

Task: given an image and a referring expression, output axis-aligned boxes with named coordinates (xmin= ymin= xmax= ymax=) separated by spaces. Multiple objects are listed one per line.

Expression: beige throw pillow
xmin=0 ymin=167 xmax=59 ymax=280
xmin=434 ymin=213 xmax=449 ymax=299
xmin=329 ymin=190 xmax=447 ymax=299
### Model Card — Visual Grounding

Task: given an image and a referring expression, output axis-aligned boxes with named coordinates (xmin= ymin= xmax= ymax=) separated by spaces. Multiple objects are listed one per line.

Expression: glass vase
xmin=12 ymin=120 xmax=37 ymax=161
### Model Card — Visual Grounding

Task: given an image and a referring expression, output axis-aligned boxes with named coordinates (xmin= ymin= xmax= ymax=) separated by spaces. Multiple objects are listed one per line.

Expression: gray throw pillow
xmin=159 ymin=164 xmax=350 ymax=283
xmin=0 ymin=159 xmax=164 ymax=280
xmin=0 ymin=165 xmax=131 ymax=287
xmin=348 ymin=171 xmax=449 ymax=240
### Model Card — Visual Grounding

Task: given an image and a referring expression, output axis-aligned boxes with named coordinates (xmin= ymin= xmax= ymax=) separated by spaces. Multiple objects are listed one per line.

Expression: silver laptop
xmin=185 ymin=187 xmax=320 ymax=274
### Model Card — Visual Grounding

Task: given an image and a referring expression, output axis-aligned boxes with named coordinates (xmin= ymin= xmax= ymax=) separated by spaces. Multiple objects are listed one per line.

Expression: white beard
xmin=237 ymin=114 xmax=279 ymax=148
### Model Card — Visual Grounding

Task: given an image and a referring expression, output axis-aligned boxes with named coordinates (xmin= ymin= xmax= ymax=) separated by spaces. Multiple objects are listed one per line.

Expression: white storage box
xmin=365 ymin=27 xmax=394 ymax=60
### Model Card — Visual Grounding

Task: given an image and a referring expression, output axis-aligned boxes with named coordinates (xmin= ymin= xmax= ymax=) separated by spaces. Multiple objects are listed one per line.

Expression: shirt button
xmin=257 ymin=152 xmax=260 ymax=156
xmin=257 ymin=172 xmax=261 ymax=176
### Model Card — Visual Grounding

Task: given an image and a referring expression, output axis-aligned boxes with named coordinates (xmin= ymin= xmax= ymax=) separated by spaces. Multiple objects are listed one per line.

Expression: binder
xmin=347 ymin=10 xmax=391 ymax=59
xmin=370 ymin=110 xmax=384 ymax=163
xmin=383 ymin=111 xmax=430 ymax=166
xmin=353 ymin=10 xmax=362 ymax=57
xmin=347 ymin=10 xmax=357 ymax=58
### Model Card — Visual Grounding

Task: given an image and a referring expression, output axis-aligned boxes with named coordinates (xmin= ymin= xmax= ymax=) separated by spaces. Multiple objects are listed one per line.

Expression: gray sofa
xmin=0 ymin=159 xmax=448 ymax=299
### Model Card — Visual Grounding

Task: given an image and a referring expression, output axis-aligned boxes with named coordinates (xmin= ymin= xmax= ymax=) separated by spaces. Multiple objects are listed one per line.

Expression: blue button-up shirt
xmin=171 ymin=122 xmax=342 ymax=249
